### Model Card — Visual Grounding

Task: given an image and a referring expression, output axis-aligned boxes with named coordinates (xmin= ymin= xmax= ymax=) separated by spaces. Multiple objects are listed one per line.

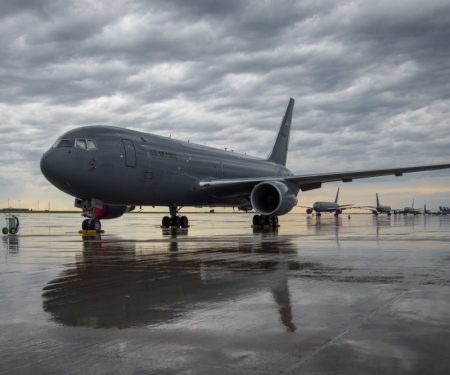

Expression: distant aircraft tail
xmin=267 ymin=98 xmax=294 ymax=166
xmin=376 ymin=193 xmax=380 ymax=207
xmin=334 ymin=188 xmax=340 ymax=203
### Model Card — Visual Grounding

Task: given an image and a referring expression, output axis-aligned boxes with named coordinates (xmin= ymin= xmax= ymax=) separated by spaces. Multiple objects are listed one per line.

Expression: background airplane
xmin=394 ymin=199 xmax=421 ymax=215
xmin=364 ymin=193 xmax=392 ymax=216
xmin=40 ymin=98 xmax=450 ymax=231
xmin=302 ymin=188 xmax=353 ymax=217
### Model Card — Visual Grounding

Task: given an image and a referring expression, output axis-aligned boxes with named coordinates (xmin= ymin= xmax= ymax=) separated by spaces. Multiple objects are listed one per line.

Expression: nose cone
xmin=40 ymin=150 xmax=70 ymax=190
xmin=40 ymin=151 xmax=54 ymax=183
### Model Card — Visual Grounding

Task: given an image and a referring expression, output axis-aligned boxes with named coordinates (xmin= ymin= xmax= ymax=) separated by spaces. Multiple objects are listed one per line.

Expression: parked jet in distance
xmin=365 ymin=193 xmax=391 ymax=216
xmin=302 ymin=188 xmax=353 ymax=217
xmin=40 ymin=98 xmax=450 ymax=231
xmin=394 ymin=200 xmax=420 ymax=215
xmin=423 ymin=204 xmax=431 ymax=215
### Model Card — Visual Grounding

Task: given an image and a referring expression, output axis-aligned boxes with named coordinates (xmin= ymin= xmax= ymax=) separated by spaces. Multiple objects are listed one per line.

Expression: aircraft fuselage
xmin=40 ymin=126 xmax=292 ymax=208
xmin=313 ymin=202 xmax=340 ymax=213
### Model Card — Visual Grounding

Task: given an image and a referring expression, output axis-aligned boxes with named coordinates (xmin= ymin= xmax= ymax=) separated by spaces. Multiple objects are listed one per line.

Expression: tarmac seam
xmin=282 ymin=285 xmax=414 ymax=374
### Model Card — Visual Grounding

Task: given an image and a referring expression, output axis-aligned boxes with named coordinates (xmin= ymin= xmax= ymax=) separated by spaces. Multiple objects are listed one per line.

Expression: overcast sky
xmin=1 ymin=0 xmax=450 ymax=210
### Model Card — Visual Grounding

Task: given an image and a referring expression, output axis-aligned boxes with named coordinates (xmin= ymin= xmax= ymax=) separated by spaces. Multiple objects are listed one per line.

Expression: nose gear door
xmin=122 ymin=139 xmax=136 ymax=167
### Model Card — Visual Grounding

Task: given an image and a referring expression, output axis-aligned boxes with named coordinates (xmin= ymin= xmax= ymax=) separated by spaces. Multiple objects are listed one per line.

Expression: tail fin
xmin=334 ymin=188 xmax=340 ymax=203
xmin=412 ymin=199 xmax=414 ymax=209
xmin=376 ymin=193 xmax=380 ymax=207
xmin=267 ymin=98 xmax=294 ymax=166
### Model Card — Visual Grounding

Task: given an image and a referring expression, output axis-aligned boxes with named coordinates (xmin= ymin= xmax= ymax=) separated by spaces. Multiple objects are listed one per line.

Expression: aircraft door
xmin=122 ymin=139 xmax=136 ymax=167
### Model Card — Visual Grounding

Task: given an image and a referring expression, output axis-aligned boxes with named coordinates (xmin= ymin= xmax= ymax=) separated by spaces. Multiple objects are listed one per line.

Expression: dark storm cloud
xmin=0 ymin=0 xmax=450 ymax=206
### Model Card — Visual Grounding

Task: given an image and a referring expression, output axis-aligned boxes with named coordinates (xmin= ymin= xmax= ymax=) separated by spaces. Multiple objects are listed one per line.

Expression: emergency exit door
xmin=122 ymin=139 xmax=136 ymax=167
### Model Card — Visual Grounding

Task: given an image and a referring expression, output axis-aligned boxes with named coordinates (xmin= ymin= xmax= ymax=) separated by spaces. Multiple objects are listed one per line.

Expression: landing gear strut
xmin=252 ymin=214 xmax=279 ymax=229
xmin=162 ymin=205 xmax=189 ymax=229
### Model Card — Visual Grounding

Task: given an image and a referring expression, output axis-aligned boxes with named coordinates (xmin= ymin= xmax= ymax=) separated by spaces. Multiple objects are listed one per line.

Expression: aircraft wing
xmin=199 ymin=163 xmax=450 ymax=192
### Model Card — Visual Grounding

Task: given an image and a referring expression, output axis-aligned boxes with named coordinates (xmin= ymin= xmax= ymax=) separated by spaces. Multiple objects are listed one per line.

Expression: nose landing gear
xmin=77 ymin=198 xmax=104 ymax=234
xmin=162 ymin=205 xmax=189 ymax=229
xmin=81 ymin=219 xmax=102 ymax=231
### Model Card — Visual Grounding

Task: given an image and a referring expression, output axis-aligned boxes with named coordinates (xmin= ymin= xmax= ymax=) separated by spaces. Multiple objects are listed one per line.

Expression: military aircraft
xmin=302 ymin=188 xmax=353 ymax=217
xmin=394 ymin=199 xmax=421 ymax=215
xmin=365 ymin=193 xmax=392 ymax=216
xmin=40 ymin=98 xmax=450 ymax=231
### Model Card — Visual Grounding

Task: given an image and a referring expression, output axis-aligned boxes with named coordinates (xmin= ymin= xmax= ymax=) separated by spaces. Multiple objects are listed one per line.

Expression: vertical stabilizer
xmin=267 ymin=98 xmax=294 ymax=166
xmin=376 ymin=193 xmax=380 ymax=207
xmin=334 ymin=188 xmax=340 ymax=203
xmin=412 ymin=199 xmax=415 ymax=209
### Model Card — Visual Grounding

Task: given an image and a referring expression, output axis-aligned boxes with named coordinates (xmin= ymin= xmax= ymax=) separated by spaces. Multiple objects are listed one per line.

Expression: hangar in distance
xmin=40 ymin=98 xmax=450 ymax=230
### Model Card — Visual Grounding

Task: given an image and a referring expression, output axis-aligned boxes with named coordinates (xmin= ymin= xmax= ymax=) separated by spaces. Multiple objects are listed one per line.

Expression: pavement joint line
xmin=282 ymin=282 xmax=416 ymax=374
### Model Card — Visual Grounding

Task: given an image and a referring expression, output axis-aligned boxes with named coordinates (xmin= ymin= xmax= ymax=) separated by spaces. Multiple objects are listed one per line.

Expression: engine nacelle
xmin=334 ymin=208 xmax=342 ymax=216
xmin=93 ymin=204 xmax=135 ymax=220
xmin=250 ymin=181 xmax=298 ymax=216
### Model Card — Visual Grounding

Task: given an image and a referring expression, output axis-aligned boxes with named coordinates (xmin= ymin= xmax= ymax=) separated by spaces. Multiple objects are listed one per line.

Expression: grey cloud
xmin=0 ymin=0 xmax=449 ymax=208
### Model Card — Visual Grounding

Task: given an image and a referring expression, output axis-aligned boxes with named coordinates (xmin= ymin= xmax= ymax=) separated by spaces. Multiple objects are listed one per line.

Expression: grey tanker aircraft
xmin=302 ymin=188 xmax=353 ymax=217
xmin=40 ymin=98 xmax=450 ymax=231
xmin=365 ymin=193 xmax=392 ymax=216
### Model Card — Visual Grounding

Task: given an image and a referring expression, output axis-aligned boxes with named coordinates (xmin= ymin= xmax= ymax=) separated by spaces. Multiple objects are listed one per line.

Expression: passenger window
xmin=57 ymin=139 xmax=75 ymax=148
xmin=75 ymin=139 xmax=87 ymax=149
xmin=86 ymin=139 xmax=97 ymax=150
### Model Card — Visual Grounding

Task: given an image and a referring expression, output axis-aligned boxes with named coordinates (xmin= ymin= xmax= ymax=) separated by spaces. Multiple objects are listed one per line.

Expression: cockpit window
xmin=75 ymin=139 xmax=87 ymax=149
xmin=53 ymin=138 xmax=97 ymax=150
xmin=86 ymin=139 xmax=97 ymax=150
xmin=57 ymin=139 xmax=75 ymax=148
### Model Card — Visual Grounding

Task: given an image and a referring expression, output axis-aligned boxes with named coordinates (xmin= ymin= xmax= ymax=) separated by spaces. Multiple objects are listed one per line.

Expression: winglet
xmin=334 ymin=187 xmax=340 ymax=203
xmin=267 ymin=98 xmax=294 ymax=166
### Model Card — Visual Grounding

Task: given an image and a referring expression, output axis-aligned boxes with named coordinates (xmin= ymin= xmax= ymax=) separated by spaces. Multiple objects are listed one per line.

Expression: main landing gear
xmin=252 ymin=214 xmax=279 ymax=229
xmin=162 ymin=205 xmax=189 ymax=229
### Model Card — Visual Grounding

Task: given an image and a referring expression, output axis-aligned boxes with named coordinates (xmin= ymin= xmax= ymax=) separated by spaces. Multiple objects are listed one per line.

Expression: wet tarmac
xmin=1 ymin=212 xmax=450 ymax=374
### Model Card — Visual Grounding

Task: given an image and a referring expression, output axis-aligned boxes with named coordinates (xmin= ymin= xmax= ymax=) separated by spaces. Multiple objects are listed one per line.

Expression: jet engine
xmin=250 ymin=181 xmax=298 ymax=216
xmin=92 ymin=204 xmax=135 ymax=220
xmin=306 ymin=208 xmax=313 ymax=215
xmin=334 ymin=208 xmax=342 ymax=216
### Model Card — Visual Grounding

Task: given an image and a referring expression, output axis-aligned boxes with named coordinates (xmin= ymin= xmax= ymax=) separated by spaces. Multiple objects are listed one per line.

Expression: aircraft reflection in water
xmin=306 ymin=215 xmax=343 ymax=247
xmin=41 ymin=234 xmax=319 ymax=332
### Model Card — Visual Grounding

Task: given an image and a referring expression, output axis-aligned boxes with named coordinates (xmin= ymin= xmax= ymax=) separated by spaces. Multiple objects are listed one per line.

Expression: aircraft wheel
xmin=257 ymin=215 xmax=265 ymax=227
xmin=270 ymin=216 xmax=278 ymax=228
xmin=2 ymin=227 xmax=8 ymax=235
xmin=172 ymin=216 xmax=181 ymax=228
xmin=90 ymin=220 xmax=101 ymax=231
xmin=252 ymin=215 xmax=260 ymax=226
xmin=82 ymin=219 xmax=90 ymax=230
xmin=180 ymin=216 xmax=189 ymax=228
xmin=9 ymin=227 xmax=17 ymax=235
xmin=162 ymin=216 xmax=171 ymax=228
